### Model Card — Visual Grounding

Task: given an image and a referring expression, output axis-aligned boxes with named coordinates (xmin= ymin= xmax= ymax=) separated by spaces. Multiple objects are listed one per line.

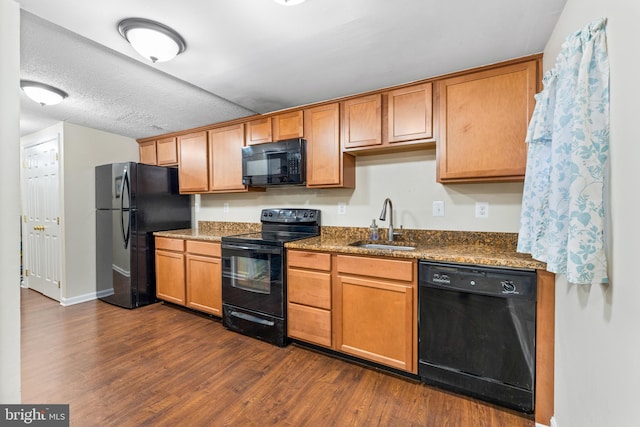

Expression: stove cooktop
xmin=222 ymin=208 xmax=321 ymax=246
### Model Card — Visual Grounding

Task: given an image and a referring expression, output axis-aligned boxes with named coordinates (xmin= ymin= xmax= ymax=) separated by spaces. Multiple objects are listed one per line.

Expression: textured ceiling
xmin=18 ymin=0 xmax=567 ymax=139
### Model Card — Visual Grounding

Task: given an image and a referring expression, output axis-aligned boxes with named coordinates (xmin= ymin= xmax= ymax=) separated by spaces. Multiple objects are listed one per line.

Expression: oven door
xmin=221 ymin=241 xmax=284 ymax=317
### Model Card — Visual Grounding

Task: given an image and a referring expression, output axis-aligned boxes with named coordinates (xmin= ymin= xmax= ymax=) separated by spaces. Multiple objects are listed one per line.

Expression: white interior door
xmin=22 ymin=137 xmax=62 ymax=301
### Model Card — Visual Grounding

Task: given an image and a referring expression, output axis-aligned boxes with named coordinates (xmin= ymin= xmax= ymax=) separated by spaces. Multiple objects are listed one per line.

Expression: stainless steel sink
xmin=350 ymin=241 xmax=416 ymax=251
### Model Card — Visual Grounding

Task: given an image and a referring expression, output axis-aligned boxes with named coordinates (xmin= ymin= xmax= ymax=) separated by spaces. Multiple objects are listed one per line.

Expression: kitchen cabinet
xmin=155 ymin=237 xmax=186 ymax=305
xmin=342 ymin=83 xmax=435 ymax=154
xmin=208 ymin=123 xmax=247 ymax=192
xmin=185 ymin=240 xmax=222 ymax=316
xmin=178 ymin=131 xmax=209 ymax=193
xmin=273 ymin=111 xmax=304 ymax=141
xmin=139 ymin=137 xmax=178 ymax=166
xmin=246 ymin=112 xmax=304 ymax=145
xmin=139 ymin=140 xmax=157 ymax=165
xmin=384 ymin=82 xmax=433 ymax=145
xmin=335 ymin=254 xmax=417 ymax=373
xmin=155 ymin=237 xmax=222 ymax=316
xmin=341 ymin=94 xmax=382 ymax=149
xmin=304 ymin=103 xmax=355 ymax=188
xmin=156 ymin=137 xmax=178 ymax=165
xmin=437 ymin=59 xmax=539 ymax=182
xmin=287 ymin=250 xmax=332 ymax=347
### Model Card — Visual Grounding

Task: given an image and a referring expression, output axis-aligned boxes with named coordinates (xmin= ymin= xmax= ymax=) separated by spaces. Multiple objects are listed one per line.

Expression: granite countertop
xmin=155 ymin=222 xmax=546 ymax=270
xmin=286 ymin=226 xmax=546 ymax=270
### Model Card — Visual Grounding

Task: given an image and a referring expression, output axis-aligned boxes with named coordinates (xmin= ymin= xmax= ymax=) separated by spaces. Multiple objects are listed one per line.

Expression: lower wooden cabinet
xmin=287 ymin=250 xmax=332 ymax=347
xmin=286 ymin=250 xmax=417 ymax=374
xmin=335 ymin=255 xmax=417 ymax=373
xmin=155 ymin=237 xmax=222 ymax=316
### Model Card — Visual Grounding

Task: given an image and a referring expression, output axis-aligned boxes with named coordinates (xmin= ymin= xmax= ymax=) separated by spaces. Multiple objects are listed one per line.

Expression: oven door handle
xmin=222 ymin=243 xmax=282 ymax=255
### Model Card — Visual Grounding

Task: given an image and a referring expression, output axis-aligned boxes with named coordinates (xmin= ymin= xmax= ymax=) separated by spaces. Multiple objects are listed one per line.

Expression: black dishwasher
xmin=418 ymin=261 xmax=537 ymax=413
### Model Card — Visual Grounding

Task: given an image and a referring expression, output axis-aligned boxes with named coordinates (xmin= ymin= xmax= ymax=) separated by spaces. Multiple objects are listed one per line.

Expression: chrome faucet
xmin=379 ymin=198 xmax=394 ymax=242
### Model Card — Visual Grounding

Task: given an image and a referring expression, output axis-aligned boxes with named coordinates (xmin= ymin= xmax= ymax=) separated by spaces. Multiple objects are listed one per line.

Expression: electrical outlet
xmin=223 ymin=203 xmax=229 ymax=213
xmin=337 ymin=203 xmax=346 ymax=215
xmin=475 ymin=202 xmax=489 ymax=218
xmin=432 ymin=201 xmax=445 ymax=217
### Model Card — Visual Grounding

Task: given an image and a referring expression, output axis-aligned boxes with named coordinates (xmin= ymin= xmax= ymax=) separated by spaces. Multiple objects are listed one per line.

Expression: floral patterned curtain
xmin=517 ymin=18 xmax=609 ymax=285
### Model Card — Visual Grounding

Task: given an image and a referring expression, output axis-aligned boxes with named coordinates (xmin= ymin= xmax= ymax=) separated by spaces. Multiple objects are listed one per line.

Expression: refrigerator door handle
xmin=120 ymin=167 xmax=131 ymax=249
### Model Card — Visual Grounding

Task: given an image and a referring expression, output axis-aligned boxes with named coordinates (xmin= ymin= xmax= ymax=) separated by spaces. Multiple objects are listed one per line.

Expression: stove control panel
xmin=261 ymin=208 xmax=321 ymax=225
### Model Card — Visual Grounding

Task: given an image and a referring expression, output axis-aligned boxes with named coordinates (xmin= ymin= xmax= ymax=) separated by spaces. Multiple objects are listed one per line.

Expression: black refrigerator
xmin=95 ymin=162 xmax=191 ymax=308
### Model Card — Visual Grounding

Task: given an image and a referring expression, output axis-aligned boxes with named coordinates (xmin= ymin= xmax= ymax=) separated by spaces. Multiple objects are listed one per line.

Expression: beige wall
xmin=544 ymin=2 xmax=640 ymax=427
xmin=199 ymin=150 xmax=525 ymax=232
xmin=0 ymin=0 xmax=21 ymax=403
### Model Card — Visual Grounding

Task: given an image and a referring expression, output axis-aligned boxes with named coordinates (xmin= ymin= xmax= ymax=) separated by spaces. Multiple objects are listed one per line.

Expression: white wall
xmin=0 ymin=0 xmax=21 ymax=403
xmin=544 ymin=2 xmax=640 ymax=427
xmin=60 ymin=122 xmax=139 ymax=302
xmin=199 ymin=150 xmax=525 ymax=232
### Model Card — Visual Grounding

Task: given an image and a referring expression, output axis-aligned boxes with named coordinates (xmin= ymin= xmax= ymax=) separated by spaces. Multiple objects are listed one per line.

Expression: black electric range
xmin=220 ymin=208 xmax=321 ymax=346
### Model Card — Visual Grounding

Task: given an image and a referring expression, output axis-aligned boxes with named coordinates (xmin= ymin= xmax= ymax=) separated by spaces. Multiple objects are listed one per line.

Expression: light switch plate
xmin=223 ymin=203 xmax=229 ymax=213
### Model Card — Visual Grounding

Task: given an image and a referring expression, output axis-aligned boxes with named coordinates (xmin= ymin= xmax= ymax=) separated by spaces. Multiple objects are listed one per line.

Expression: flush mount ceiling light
xmin=117 ymin=18 xmax=186 ymax=63
xmin=273 ymin=0 xmax=306 ymax=5
xmin=20 ymin=80 xmax=68 ymax=106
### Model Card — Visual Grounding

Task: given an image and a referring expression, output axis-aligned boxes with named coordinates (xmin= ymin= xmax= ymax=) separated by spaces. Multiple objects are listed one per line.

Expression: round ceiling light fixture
xmin=273 ymin=0 xmax=306 ymax=5
xmin=117 ymin=18 xmax=186 ymax=63
xmin=20 ymin=80 xmax=68 ymax=106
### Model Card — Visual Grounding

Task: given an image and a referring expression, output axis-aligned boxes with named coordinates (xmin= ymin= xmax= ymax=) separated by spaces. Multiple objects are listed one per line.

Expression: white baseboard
xmin=536 ymin=416 xmax=557 ymax=427
xmin=60 ymin=289 xmax=112 ymax=306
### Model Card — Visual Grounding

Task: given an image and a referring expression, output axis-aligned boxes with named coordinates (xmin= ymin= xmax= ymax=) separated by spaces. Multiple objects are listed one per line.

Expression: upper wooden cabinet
xmin=245 ymin=117 xmax=272 ymax=145
xmin=139 ymin=140 xmax=157 ymax=165
xmin=304 ymin=103 xmax=355 ymax=189
xmin=139 ymin=137 xmax=178 ymax=166
xmin=342 ymin=94 xmax=382 ymax=149
xmin=246 ymin=111 xmax=304 ymax=145
xmin=156 ymin=137 xmax=178 ymax=166
xmin=208 ymin=123 xmax=247 ymax=192
xmin=437 ymin=59 xmax=539 ymax=183
xmin=342 ymin=84 xmax=435 ymax=154
xmin=384 ymin=83 xmax=433 ymax=144
xmin=178 ymin=131 xmax=209 ymax=193
xmin=273 ymin=111 xmax=304 ymax=141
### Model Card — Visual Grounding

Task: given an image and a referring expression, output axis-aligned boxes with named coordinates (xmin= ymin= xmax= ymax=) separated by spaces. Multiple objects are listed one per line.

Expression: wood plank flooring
xmin=21 ymin=288 xmax=534 ymax=427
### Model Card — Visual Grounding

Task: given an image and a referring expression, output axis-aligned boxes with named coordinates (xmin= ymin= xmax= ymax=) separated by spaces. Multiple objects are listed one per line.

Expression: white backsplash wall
xmin=198 ymin=150 xmax=525 ymax=232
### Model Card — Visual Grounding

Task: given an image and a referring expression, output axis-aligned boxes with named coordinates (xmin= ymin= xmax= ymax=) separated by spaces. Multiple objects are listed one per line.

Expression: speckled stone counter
xmin=155 ymin=223 xmax=545 ymax=270
xmin=153 ymin=221 xmax=260 ymax=242
xmin=285 ymin=226 xmax=546 ymax=270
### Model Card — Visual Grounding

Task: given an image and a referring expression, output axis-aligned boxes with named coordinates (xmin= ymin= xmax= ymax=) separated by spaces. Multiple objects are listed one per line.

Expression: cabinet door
xmin=336 ymin=275 xmax=414 ymax=372
xmin=305 ymin=103 xmax=354 ymax=188
xmin=208 ymin=123 xmax=246 ymax=192
xmin=186 ymin=253 xmax=222 ymax=316
xmin=139 ymin=141 xmax=157 ymax=165
xmin=437 ymin=60 xmax=538 ymax=182
xmin=273 ymin=111 xmax=303 ymax=141
xmin=155 ymin=249 xmax=185 ymax=305
xmin=342 ymin=94 xmax=382 ymax=149
xmin=156 ymin=137 xmax=178 ymax=165
xmin=386 ymin=83 xmax=433 ymax=143
xmin=245 ymin=118 xmax=272 ymax=145
xmin=178 ymin=131 xmax=209 ymax=193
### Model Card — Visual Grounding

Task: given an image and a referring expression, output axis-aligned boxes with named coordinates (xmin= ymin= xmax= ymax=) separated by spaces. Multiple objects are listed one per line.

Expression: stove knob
xmin=309 ymin=212 xmax=314 ymax=217
xmin=501 ymin=280 xmax=516 ymax=293
xmin=268 ymin=212 xmax=273 ymax=217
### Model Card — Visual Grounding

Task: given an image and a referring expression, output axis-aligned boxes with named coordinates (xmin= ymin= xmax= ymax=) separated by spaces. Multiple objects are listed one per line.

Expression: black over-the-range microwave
xmin=242 ymin=138 xmax=306 ymax=187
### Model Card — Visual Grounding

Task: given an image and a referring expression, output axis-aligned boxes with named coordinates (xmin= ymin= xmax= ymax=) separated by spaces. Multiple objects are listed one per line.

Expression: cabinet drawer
xmin=287 ymin=250 xmax=331 ymax=271
xmin=337 ymin=255 xmax=414 ymax=282
xmin=155 ymin=237 xmax=184 ymax=252
xmin=186 ymin=240 xmax=221 ymax=257
xmin=288 ymin=269 xmax=331 ymax=309
xmin=288 ymin=303 xmax=331 ymax=347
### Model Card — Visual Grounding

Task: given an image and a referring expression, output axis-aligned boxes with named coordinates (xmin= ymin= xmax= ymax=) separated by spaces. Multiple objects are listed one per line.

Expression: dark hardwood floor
xmin=21 ymin=288 xmax=534 ymax=427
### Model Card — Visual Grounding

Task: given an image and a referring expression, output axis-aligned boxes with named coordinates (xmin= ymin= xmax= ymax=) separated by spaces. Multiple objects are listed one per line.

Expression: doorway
xmin=21 ymin=135 xmax=62 ymax=301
